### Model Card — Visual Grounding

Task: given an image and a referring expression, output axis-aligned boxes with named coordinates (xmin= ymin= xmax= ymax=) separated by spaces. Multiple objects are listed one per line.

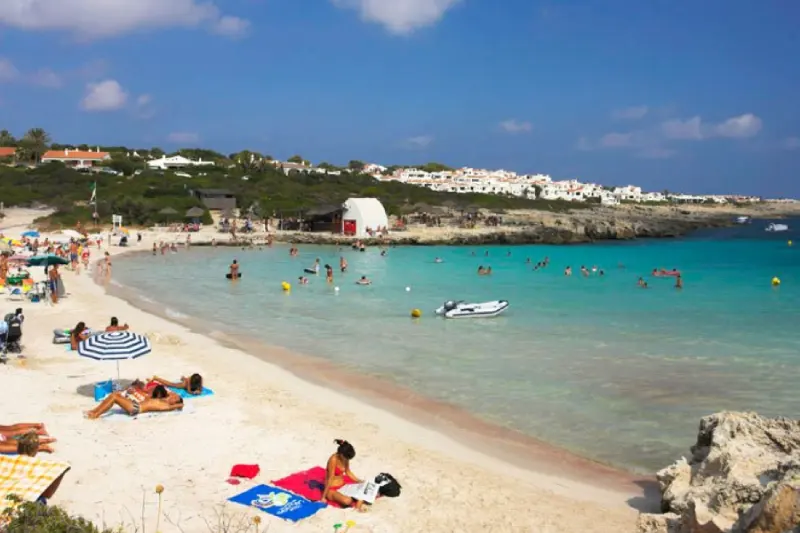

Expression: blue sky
xmin=1 ymin=0 xmax=798 ymax=196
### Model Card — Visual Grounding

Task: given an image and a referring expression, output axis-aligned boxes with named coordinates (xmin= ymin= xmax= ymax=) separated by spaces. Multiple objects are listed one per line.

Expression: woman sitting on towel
xmin=0 ymin=431 xmax=53 ymax=456
xmin=147 ymin=374 xmax=204 ymax=396
xmin=70 ymin=321 xmax=90 ymax=351
xmin=321 ymin=439 xmax=366 ymax=511
xmin=85 ymin=385 xmax=183 ymax=419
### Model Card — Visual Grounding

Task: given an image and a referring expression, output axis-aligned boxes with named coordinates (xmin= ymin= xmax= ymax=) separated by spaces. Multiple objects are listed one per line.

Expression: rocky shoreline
xmin=637 ymin=412 xmax=800 ymax=533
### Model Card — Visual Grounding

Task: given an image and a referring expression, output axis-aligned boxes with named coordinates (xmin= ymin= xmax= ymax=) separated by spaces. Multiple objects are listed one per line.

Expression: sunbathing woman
xmin=70 ymin=322 xmax=90 ymax=351
xmin=0 ymin=422 xmax=48 ymax=437
xmin=85 ymin=384 xmax=183 ymax=419
xmin=0 ymin=431 xmax=53 ymax=456
xmin=320 ymin=439 xmax=366 ymax=511
xmin=147 ymin=373 xmax=204 ymax=395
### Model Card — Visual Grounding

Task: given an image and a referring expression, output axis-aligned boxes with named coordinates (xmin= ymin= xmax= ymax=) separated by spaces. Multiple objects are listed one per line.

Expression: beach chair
xmin=6 ymin=287 xmax=25 ymax=302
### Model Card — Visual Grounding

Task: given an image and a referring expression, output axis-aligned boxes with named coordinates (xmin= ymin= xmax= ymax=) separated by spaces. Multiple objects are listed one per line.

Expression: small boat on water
xmin=435 ymin=300 xmax=509 ymax=319
xmin=766 ymin=223 xmax=789 ymax=232
xmin=735 ymin=216 xmax=751 ymax=224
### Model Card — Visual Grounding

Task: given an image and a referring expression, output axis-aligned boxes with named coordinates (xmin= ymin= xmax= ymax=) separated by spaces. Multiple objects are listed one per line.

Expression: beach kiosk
xmin=341 ymin=198 xmax=389 ymax=237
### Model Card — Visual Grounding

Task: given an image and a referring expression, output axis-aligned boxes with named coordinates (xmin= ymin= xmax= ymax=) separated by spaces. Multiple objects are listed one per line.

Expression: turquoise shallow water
xmin=113 ymin=220 xmax=800 ymax=472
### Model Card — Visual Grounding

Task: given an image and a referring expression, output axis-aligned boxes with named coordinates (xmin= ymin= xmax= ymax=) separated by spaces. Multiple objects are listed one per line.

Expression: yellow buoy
xmin=281 ymin=281 xmax=291 ymax=291
xmin=789 ymin=240 xmax=793 ymax=247
xmin=410 ymin=308 xmax=422 ymax=318
xmin=772 ymin=277 xmax=781 ymax=286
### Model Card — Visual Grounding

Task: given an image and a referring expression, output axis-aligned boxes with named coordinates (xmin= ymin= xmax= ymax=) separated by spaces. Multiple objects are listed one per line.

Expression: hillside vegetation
xmin=0 ymin=128 xmax=594 ymax=228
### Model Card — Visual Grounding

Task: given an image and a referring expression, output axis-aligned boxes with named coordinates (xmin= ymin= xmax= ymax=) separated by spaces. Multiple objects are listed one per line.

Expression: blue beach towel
xmin=168 ymin=386 xmax=214 ymax=399
xmin=229 ymin=484 xmax=326 ymax=523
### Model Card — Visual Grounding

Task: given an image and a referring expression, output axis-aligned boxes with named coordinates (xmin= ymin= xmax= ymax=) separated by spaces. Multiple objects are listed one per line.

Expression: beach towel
xmin=229 ymin=484 xmax=326 ymax=523
xmin=101 ymin=402 xmax=195 ymax=421
xmin=273 ymin=467 xmax=352 ymax=508
xmin=0 ymin=455 xmax=71 ymax=522
xmin=168 ymin=386 xmax=214 ymax=399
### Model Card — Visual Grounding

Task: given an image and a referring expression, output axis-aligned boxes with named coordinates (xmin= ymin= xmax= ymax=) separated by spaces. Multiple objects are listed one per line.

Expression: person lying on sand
xmin=0 ymin=431 xmax=53 ymax=456
xmin=70 ymin=321 xmax=90 ymax=351
xmin=105 ymin=317 xmax=129 ymax=332
xmin=146 ymin=374 xmax=204 ymax=395
xmin=321 ymin=439 xmax=366 ymax=511
xmin=0 ymin=422 xmax=47 ymax=436
xmin=85 ymin=385 xmax=183 ymax=419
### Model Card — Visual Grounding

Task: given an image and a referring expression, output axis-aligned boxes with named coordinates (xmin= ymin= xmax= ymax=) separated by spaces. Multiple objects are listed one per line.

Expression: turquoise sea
xmin=112 ymin=220 xmax=800 ymax=473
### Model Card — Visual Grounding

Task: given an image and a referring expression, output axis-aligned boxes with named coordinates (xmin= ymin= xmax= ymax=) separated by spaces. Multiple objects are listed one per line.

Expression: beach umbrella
xmin=22 ymin=230 xmax=40 ymax=238
xmin=77 ymin=331 xmax=152 ymax=384
xmin=185 ymin=207 xmax=204 ymax=218
xmin=55 ymin=229 xmax=83 ymax=240
xmin=26 ymin=254 xmax=70 ymax=267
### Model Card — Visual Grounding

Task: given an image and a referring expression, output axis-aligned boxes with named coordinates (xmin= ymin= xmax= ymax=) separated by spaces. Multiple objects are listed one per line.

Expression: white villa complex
xmin=363 ymin=165 xmax=760 ymax=205
xmin=147 ymin=155 xmax=215 ymax=170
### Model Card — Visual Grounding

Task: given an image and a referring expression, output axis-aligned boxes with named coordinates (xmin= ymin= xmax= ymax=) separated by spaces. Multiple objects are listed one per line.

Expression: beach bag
xmin=375 ymin=473 xmax=401 ymax=498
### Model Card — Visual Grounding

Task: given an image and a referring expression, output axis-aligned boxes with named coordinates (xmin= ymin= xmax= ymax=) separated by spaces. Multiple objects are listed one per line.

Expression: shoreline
xmin=106 ymin=275 xmax=656 ymax=486
xmin=0 ymin=214 xmax=654 ymax=532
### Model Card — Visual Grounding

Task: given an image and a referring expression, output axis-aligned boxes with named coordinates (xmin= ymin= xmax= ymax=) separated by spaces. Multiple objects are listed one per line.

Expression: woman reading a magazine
xmin=320 ymin=439 xmax=366 ymax=511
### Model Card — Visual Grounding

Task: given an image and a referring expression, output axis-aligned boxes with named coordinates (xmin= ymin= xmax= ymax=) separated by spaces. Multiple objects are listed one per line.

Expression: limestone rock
xmin=637 ymin=412 xmax=800 ymax=533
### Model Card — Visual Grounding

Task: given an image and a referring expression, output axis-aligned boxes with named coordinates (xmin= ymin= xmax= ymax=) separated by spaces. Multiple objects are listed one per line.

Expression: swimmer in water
xmin=356 ymin=275 xmax=371 ymax=285
xmin=340 ymin=256 xmax=348 ymax=273
xmin=380 ymin=249 xmax=387 ymax=257
xmin=564 ymin=266 xmax=572 ymax=276
xmin=675 ymin=275 xmax=683 ymax=289
xmin=434 ymin=257 xmax=443 ymax=263
xmin=637 ymin=277 xmax=645 ymax=287
xmin=325 ymin=264 xmax=333 ymax=283
xmin=298 ymin=276 xmax=309 ymax=285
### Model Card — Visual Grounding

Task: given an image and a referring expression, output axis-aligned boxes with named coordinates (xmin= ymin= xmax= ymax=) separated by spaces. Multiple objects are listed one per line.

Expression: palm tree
xmin=0 ymin=129 xmax=16 ymax=147
xmin=21 ymin=128 xmax=51 ymax=163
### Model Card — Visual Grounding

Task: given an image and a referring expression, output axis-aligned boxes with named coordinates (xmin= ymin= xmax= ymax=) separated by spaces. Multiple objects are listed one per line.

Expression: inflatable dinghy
xmin=303 ymin=268 xmax=318 ymax=274
xmin=435 ymin=300 xmax=509 ymax=319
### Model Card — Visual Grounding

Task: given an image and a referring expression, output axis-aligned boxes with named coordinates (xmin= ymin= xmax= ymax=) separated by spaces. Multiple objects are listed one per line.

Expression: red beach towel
xmin=230 ymin=464 xmax=260 ymax=479
xmin=273 ymin=466 xmax=353 ymax=508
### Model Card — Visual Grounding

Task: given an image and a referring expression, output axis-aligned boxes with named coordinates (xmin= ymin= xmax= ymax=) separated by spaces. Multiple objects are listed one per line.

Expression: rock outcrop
xmin=637 ymin=412 xmax=800 ymax=533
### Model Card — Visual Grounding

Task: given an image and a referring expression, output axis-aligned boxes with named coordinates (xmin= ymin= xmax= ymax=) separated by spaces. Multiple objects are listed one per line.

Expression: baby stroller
xmin=0 ymin=313 xmax=23 ymax=361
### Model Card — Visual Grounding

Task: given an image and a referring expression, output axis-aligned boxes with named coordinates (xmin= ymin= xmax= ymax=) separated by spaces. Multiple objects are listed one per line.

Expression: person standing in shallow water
xmin=228 ymin=259 xmax=240 ymax=280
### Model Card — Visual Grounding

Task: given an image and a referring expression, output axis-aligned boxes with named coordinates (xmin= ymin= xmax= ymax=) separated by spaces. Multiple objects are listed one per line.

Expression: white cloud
xmin=713 ymin=113 xmax=762 ymax=139
xmin=0 ymin=58 xmax=20 ymax=82
xmin=0 ymin=0 xmax=250 ymax=39
xmin=29 ymin=68 xmax=62 ymax=88
xmin=612 ymin=106 xmax=648 ymax=120
xmin=783 ymin=137 xmax=800 ymax=150
xmin=662 ymin=116 xmax=703 ymax=140
xmin=498 ymin=119 xmax=532 ymax=134
xmin=405 ymin=135 xmax=433 ymax=148
xmin=662 ymin=113 xmax=762 ymax=141
xmin=599 ymin=132 xmax=635 ymax=148
xmin=168 ymin=132 xmax=200 ymax=144
xmin=213 ymin=15 xmax=250 ymax=38
xmin=81 ymin=80 xmax=128 ymax=111
xmin=332 ymin=0 xmax=460 ymax=34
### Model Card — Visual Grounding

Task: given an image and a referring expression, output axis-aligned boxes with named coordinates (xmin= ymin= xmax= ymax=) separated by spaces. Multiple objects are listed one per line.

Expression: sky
xmin=1 ymin=0 xmax=799 ymax=197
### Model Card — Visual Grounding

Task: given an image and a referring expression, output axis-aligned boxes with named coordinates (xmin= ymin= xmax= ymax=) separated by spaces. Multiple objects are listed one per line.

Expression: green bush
xmin=2 ymin=497 xmax=116 ymax=533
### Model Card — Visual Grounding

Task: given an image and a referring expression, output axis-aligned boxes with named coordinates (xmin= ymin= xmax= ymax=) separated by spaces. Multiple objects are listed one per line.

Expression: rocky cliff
xmin=637 ymin=412 xmax=800 ymax=533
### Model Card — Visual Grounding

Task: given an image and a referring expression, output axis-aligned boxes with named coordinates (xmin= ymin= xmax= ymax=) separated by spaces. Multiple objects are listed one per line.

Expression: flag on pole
xmin=89 ymin=182 xmax=97 ymax=205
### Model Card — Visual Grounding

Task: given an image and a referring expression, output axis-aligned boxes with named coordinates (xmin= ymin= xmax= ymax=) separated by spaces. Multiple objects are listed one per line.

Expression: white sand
xmin=0 ymin=210 xmax=644 ymax=533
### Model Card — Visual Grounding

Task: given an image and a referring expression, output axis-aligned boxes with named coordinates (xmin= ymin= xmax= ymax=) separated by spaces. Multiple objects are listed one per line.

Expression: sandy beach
xmin=0 ymin=208 xmax=654 ymax=533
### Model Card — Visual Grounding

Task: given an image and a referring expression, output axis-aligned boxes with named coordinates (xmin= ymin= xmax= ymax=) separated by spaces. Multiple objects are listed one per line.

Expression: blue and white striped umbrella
xmin=77 ymin=331 xmax=151 ymax=361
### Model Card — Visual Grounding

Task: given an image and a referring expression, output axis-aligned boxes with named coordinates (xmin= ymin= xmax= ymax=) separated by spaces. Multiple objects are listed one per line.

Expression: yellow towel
xmin=0 ymin=455 xmax=71 ymax=519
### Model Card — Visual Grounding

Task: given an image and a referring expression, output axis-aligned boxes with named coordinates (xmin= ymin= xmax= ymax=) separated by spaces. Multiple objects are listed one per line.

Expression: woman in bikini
xmin=320 ymin=439 xmax=365 ymax=511
xmin=70 ymin=322 xmax=90 ymax=351
xmin=0 ymin=431 xmax=53 ymax=455
xmin=85 ymin=384 xmax=183 ymax=419
xmin=146 ymin=373 xmax=204 ymax=395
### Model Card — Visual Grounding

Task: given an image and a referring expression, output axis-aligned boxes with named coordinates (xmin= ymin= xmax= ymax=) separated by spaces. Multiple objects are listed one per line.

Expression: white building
xmin=147 ymin=155 xmax=215 ymax=170
xmin=342 ymin=198 xmax=389 ymax=237
xmin=613 ymin=185 xmax=643 ymax=202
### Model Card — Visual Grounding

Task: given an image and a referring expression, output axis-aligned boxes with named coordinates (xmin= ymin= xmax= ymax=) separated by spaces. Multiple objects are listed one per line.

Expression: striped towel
xmin=0 ymin=455 xmax=71 ymax=520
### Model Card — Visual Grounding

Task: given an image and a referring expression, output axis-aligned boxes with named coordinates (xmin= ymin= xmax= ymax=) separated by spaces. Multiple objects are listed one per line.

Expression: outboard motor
xmin=444 ymin=300 xmax=457 ymax=312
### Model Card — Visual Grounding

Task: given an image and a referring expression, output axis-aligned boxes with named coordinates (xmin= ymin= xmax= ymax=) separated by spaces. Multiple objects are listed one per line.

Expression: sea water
xmin=112 ymin=220 xmax=800 ymax=472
